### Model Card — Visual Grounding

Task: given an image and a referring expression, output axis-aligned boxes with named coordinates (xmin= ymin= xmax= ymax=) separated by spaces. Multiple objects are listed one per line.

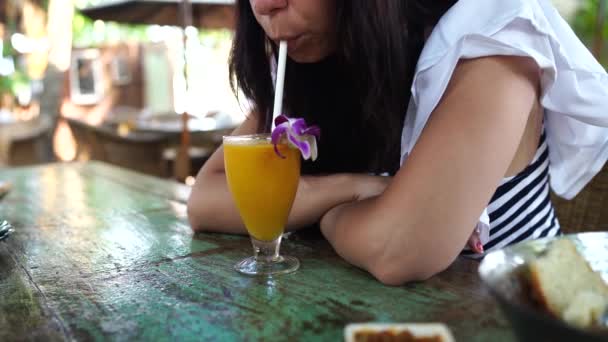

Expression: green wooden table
xmin=0 ymin=162 xmax=516 ymax=341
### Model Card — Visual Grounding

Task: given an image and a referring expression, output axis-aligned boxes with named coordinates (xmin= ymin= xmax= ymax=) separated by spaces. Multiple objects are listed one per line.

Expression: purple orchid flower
xmin=271 ymin=115 xmax=320 ymax=161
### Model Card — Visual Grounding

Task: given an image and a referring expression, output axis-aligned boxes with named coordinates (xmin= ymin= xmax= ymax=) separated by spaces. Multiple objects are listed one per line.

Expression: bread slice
xmin=344 ymin=323 xmax=455 ymax=342
xmin=528 ymin=238 xmax=608 ymax=327
xmin=562 ymin=291 xmax=608 ymax=328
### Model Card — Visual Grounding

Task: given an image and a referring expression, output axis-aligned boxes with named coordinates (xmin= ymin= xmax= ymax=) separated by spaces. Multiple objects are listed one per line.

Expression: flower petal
xmin=287 ymin=133 xmax=311 ymax=159
xmin=271 ymin=123 xmax=288 ymax=145
xmin=270 ymin=115 xmax=319 ymax=161
xmin=274 ymin=143 xmax=286 ymax=159
xmin=303 ymin=125 xmax=321 ymax=139
xmin=274 ymin=114 xmax=289 ymax=127
xmin=307 ymin=136 xmax=318 ymax=161
xmin=290 ymin=118 xmax=308 ymax=135
xmin=271 ymin=123 xmax=289 ymax=159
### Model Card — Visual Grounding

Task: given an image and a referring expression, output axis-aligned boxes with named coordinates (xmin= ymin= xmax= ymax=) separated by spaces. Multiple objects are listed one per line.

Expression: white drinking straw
xmin=272 ymin=41 xmax=288 ymax=125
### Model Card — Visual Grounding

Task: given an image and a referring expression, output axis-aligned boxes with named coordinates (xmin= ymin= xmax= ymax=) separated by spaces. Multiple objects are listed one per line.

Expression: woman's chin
xmin=288 ymin=50 xmax=330 ymax=64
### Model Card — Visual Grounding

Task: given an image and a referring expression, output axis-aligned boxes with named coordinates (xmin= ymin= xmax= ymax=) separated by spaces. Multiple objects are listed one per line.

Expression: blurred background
xmin=0 ymin=0 xmax=604 ymax=185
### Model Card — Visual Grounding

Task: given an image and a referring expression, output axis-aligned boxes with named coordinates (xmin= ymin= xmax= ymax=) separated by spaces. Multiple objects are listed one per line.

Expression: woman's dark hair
xmin=229 ymin=0 xmax=457 ymax=175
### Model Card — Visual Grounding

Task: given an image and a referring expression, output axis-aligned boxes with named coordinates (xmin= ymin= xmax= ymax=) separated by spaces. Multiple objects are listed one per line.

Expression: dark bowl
xmin=478 ymin=232 xmax=608 ymax=342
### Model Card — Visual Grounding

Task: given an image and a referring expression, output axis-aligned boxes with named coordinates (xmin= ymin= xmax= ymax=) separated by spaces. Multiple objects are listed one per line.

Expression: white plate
xmin=344 ymin=323 xmax=455 ymax=342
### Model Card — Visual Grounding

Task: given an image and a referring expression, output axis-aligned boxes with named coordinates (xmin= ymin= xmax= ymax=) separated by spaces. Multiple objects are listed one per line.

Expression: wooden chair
xmin=7 ymin=128 xmax=49 ymax=166
xmin=91 ymin=127 xmax=171 ymax=178
xmin=4 ymin=116 xmax=55 ymax=166
xmin=552 ymin=163 xmax=608 ymax=233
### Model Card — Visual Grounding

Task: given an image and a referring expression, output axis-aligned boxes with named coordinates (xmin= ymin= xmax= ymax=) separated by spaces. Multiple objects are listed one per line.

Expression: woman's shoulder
xmin=403 ymin=0 xmax=608 ymax=201
xmin=409 ymin=0 xmax=552 ymax=115
xmin=434 ymin=0 xmax=535 ymax=38
xmin=411 ymin=0 xmax=601 ymax=103
xmin=419 ymin=0 xmax=553 ymax=67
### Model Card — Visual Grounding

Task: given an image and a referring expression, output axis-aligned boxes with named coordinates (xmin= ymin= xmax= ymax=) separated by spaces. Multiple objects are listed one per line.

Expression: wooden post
xmin=47 ymin=0 xmax=75 ymax=162
xmin=174 ymin=0 xmax=193 ymax=182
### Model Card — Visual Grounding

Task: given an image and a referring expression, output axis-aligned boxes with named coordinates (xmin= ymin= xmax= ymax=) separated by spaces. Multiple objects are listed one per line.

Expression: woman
xmin=188 ymin=0 xmax=608 ymax=285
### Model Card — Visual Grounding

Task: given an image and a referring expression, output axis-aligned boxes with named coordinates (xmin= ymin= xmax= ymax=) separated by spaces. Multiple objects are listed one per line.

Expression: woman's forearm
xmin=320 ymin=198 xmax=399 ymax=274
xmin=286 ymin=174 xmax=360 ymax=229
xmin=188 ymin=171 xmax=364 ymax=233
xmin=187 ymin=171 xmax=246 ymax=234
xmin=320 ymin=197 xmax=455 ymax=286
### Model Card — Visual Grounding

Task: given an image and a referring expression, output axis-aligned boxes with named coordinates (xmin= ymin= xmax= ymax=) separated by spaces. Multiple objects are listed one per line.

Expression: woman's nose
xmin=251 ymin=0 xmax=288 ymax=15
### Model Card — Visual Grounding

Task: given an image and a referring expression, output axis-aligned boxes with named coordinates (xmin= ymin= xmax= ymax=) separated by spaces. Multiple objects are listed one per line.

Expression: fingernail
xmin=475 ymin=242 xmax=484 ymax=254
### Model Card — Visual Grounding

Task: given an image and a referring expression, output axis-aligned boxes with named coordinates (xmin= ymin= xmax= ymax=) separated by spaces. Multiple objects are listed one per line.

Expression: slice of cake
xmin=528 ymin=238 xmax=608 ymax=328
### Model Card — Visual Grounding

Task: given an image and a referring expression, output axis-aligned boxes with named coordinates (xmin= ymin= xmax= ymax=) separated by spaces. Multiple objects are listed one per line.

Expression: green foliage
xmin=72 ymin=12 xmax=148 ymax=47
xmin=572 ymin=0 xmax=599 ymax=46
xmin=0 ymin=70 xmax=30 ymax=97
xmin=198 ymin=29 xmax=233 ymax=49
xmin=1 ymin=41 xmax=17 ymax=59
xmin=571 ymin=0 xmax=608 ymax=65
xmin=0 ymin=29 xmax=29 ymax=97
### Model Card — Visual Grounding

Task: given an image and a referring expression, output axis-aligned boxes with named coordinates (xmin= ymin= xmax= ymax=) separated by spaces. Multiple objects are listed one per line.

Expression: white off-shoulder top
xmin=401 ymin=0 xmax=608 ymax=248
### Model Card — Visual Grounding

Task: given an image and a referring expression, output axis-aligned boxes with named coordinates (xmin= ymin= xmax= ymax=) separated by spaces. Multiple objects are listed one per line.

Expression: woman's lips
xmin=272 ymin=34 xmax=304 ymax=53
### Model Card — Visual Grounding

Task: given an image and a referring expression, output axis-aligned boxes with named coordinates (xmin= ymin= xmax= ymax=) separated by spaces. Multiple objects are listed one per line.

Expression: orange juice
xmin=224 ymin=135 xmax=300 ymax=241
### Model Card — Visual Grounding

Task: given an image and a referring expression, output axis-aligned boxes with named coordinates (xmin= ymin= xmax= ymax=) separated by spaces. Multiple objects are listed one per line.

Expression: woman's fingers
xmin=353 ymin=175 xmax=392 ymax=201
xmin=467 ymin=228 xmax=484 ymax=254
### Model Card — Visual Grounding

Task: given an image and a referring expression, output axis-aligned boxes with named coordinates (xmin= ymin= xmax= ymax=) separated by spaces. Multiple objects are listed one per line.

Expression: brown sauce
xmin=353 ymin=330 xmax=443 ymax=342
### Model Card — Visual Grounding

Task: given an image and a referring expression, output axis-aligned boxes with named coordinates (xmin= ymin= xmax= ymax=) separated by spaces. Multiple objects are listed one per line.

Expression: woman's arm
xmin=320 ymin=56 xmax=541 ymax=285
xmin=187 ymin=112 xmax=390 ymax=233
xmin=187 ymin=114 xmax=257 ymax=234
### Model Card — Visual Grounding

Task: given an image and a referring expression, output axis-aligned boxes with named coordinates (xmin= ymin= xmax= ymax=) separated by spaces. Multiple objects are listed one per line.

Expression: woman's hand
xmin=314 ymin=174 xmax=390 ymax=229
xmin=286 ymin=173 xmax=391 ymax=229
xmin=352 ymin=175 xmax=392 ymax=201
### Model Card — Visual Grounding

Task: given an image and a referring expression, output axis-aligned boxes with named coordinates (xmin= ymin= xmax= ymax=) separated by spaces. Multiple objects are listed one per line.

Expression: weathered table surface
xmin=0 ymin=162 xmax=515 ymax=341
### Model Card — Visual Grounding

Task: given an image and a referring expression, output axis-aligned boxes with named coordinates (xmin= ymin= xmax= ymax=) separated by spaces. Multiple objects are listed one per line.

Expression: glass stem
xmin=251 ymin=236 xmax=282 ymax=262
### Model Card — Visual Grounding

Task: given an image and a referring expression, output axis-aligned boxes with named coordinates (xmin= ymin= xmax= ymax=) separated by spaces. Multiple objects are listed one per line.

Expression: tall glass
xmin=223 ymin=134 xmax=300 ymax=275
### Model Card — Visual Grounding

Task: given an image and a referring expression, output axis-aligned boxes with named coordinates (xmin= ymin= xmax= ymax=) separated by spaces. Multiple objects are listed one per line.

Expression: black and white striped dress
xmin=463 ymin=131 xmax=561 ymax=256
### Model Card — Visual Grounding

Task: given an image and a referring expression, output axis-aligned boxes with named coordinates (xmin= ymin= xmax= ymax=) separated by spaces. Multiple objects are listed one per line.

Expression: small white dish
xmin=344 ymin=322 xmax=455 ymax=342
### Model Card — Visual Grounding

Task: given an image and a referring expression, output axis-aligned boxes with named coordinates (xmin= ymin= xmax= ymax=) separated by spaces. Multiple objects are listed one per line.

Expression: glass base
xmin=235 ymin=235 xmax=300 ymax=276
xmin=234 ymin=255 xmax=300 ymax=276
